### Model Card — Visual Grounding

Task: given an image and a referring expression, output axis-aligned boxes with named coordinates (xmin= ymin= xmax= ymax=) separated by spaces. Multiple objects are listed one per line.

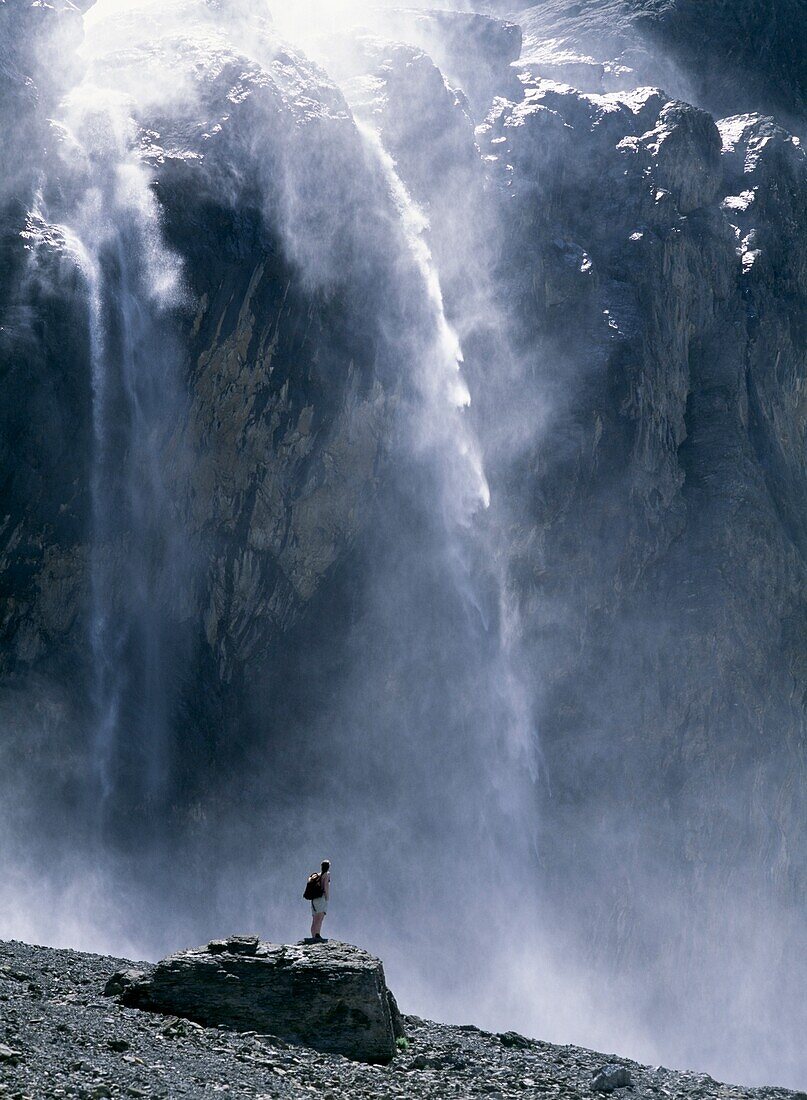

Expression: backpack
xmin=303 ymin=872 xmax=324 ymax=900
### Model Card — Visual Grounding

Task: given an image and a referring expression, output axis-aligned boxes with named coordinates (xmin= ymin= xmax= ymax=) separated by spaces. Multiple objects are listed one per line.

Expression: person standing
xmin=309 ymin=859 xmax=330 ymax=942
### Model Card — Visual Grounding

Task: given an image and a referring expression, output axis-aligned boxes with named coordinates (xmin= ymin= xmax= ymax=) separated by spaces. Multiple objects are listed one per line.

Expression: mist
xmin=1 ymin=0 xmax=805 ymax=1091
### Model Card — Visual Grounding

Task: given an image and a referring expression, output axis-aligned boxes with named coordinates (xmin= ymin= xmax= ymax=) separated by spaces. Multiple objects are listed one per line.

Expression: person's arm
xmin=324 ymin=872 xmax=330 ymax=899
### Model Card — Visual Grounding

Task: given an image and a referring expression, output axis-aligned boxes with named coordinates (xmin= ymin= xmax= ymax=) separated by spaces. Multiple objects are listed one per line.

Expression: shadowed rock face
xmin=106 ymin=937 xmax=402 ymax=1063
xmin=475 ymin=66 xmax=807 ymax=1072
xmin=1 ymin=16 xmax=401 ymax=809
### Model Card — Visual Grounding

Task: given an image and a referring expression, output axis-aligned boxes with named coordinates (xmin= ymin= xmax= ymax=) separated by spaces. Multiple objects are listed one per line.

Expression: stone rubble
xmin=2 ymin=940 xmax=806 ymax=1100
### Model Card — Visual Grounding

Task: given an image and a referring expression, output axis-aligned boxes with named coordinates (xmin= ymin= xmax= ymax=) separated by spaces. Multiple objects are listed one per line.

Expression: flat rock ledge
xmin=104 ymin=935 xmax=403 ymax=1064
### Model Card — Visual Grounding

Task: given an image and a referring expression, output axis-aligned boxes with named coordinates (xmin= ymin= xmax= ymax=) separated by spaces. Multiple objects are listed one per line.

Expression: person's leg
xmin=312 ymin=912 xmax=325 ymax=937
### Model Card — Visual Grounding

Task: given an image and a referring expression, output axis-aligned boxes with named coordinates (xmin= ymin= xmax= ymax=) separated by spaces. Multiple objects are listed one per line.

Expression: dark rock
xmin=1 ymin=0 xmax=806 ymax=1078
xmin=387 ymin=988 xmax=406 ymax=1040
xmin=0 ymin=1043 xmax=22 ymax=1065
xmin=220 ymin=935 xmax=260 ymax=956
xmin=498 ymin=1030 xmax=532 ymax=1049
xmin=1 ymin=939 xmax=804 ymax=1100
xmin=642 ymin=100 xmax=723 ymax=213
xmin=103 ymin=968 xmax=148 ymax=998
xmin=510 ymin=0 xmax=807 ymax=124
xmin=476 ymin=58 xmax=807 ymax=1071
xmin=592 ymin=1063 xmax=633 ymax=1091
xmin=106 ymin=938 xmax=399 ymax=1063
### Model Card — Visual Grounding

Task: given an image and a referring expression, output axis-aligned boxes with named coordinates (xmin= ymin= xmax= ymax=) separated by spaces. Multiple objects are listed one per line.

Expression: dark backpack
xmin=303 ymin=872 xmax=324 ymax=900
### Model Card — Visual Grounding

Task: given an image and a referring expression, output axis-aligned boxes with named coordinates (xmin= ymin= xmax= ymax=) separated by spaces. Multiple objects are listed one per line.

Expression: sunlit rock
xmin=106 ymin=938 xmax=402 ymax=1063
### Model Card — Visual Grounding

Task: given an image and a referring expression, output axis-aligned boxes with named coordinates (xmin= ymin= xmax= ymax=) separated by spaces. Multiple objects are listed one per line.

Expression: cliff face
xmin=1 ymin=8 xmax=421 ymax=788
xmin=477 ymin=77 xmax=807 ymax=1072
xmin=480 ymin=3 xmax=807 ymax=1020
xmin=0 ymin=0 xmax=805 ymax=1086
xmin=507 ymin=0 xmax=807 ymax=127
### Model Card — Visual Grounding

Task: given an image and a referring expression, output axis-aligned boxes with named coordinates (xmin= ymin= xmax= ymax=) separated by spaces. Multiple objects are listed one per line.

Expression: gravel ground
xmin=1 ymin=939 xmax=804 ymax=1100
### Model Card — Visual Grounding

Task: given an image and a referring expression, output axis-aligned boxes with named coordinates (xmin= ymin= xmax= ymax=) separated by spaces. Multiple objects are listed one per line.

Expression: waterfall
xmin=59 ymin=86 xmax=185 ymax=805
xmin=356 ymin=123 xmax=491 ymax=529
xmin=4 ymin=0 xmax=540 ymax=995
xmin=351 ymin=119 xmax=539 ymax=865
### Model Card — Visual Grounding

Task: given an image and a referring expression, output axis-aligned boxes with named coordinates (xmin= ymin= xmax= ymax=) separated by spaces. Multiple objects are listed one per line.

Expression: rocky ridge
xmin=506 ymin=0 xmax=807 ymax=125
xmin=2 ymin=938 xmax=806 ymax=1100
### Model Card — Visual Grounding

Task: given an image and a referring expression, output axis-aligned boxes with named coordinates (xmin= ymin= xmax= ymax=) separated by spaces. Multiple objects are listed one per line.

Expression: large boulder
xmin=105 ymin=936 xmax=402 ymax=1063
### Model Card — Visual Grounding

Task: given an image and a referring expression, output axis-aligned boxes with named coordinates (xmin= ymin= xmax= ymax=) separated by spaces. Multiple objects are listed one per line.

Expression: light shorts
xmin=311 ymin=895 xmax=328 ymax=915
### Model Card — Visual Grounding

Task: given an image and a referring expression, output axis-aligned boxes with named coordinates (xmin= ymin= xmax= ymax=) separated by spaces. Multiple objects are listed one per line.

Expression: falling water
xmin=357 ymin=122 xmax=491 ymax=529
xmin=355 ymin=118 xmax=538 ymax=836
xmin=58 ymin=85 xmax=185 ymax=806
xmin=5 ymin=0 xmax=541 ymax=1000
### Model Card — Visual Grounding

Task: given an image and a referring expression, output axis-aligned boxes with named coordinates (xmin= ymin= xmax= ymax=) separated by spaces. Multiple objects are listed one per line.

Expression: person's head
xmin=321 ymin=860 xmax=330 ymax=873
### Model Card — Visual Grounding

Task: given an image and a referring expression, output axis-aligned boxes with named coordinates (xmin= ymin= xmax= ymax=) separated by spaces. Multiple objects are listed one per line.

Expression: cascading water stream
xmin=5 ymin=0 xmax=541 ymax=985
xmin=356 ymin=118 xmax=538 ymax=825
xmin=57 ymin=86 xmax=185 ymax=807
xmin=358 ymin=122 xmax=490 ymax=528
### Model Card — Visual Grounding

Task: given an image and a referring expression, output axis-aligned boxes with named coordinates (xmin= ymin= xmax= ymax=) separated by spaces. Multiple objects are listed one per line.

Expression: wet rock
xmin=1 ymin=0 xmax=806 ymax=1068
xmin=335 ymin=35 xmax=480 ymax=209
xmin=511 ymin=0 xmax=807 ymax=121
xmin=477 ymin=49 xmax=807 ymax=1057
xmin=106 ymin=938 xmax=399 ymax=1063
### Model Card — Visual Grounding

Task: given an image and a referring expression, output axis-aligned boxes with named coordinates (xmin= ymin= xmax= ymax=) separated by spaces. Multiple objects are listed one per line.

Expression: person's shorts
xmin=311 ymin=896 xmax=328 ymax=914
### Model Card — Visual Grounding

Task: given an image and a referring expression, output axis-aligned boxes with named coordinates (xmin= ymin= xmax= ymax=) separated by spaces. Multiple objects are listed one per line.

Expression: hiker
xmin=304 ymin=859 xmax=330 ymax=942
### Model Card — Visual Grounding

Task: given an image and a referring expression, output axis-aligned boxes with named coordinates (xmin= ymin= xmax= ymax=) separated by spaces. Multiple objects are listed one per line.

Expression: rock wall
xmin=468 ymin=55 xmax=806 ymax=1060
xmin=506 ymin=0 xmax=807 ymax=127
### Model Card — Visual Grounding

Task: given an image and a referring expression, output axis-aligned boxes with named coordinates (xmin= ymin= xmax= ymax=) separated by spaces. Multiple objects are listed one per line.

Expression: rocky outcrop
xmin=360 ymin=9 xmax=523 ymax=118
xmin=592 ymin=1064 xmax=633 ymax=1092
xmin=106 ymin=936 xmax=401 ymax=1063
xmin=508 ymin=0 xmax=807 ymax=125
